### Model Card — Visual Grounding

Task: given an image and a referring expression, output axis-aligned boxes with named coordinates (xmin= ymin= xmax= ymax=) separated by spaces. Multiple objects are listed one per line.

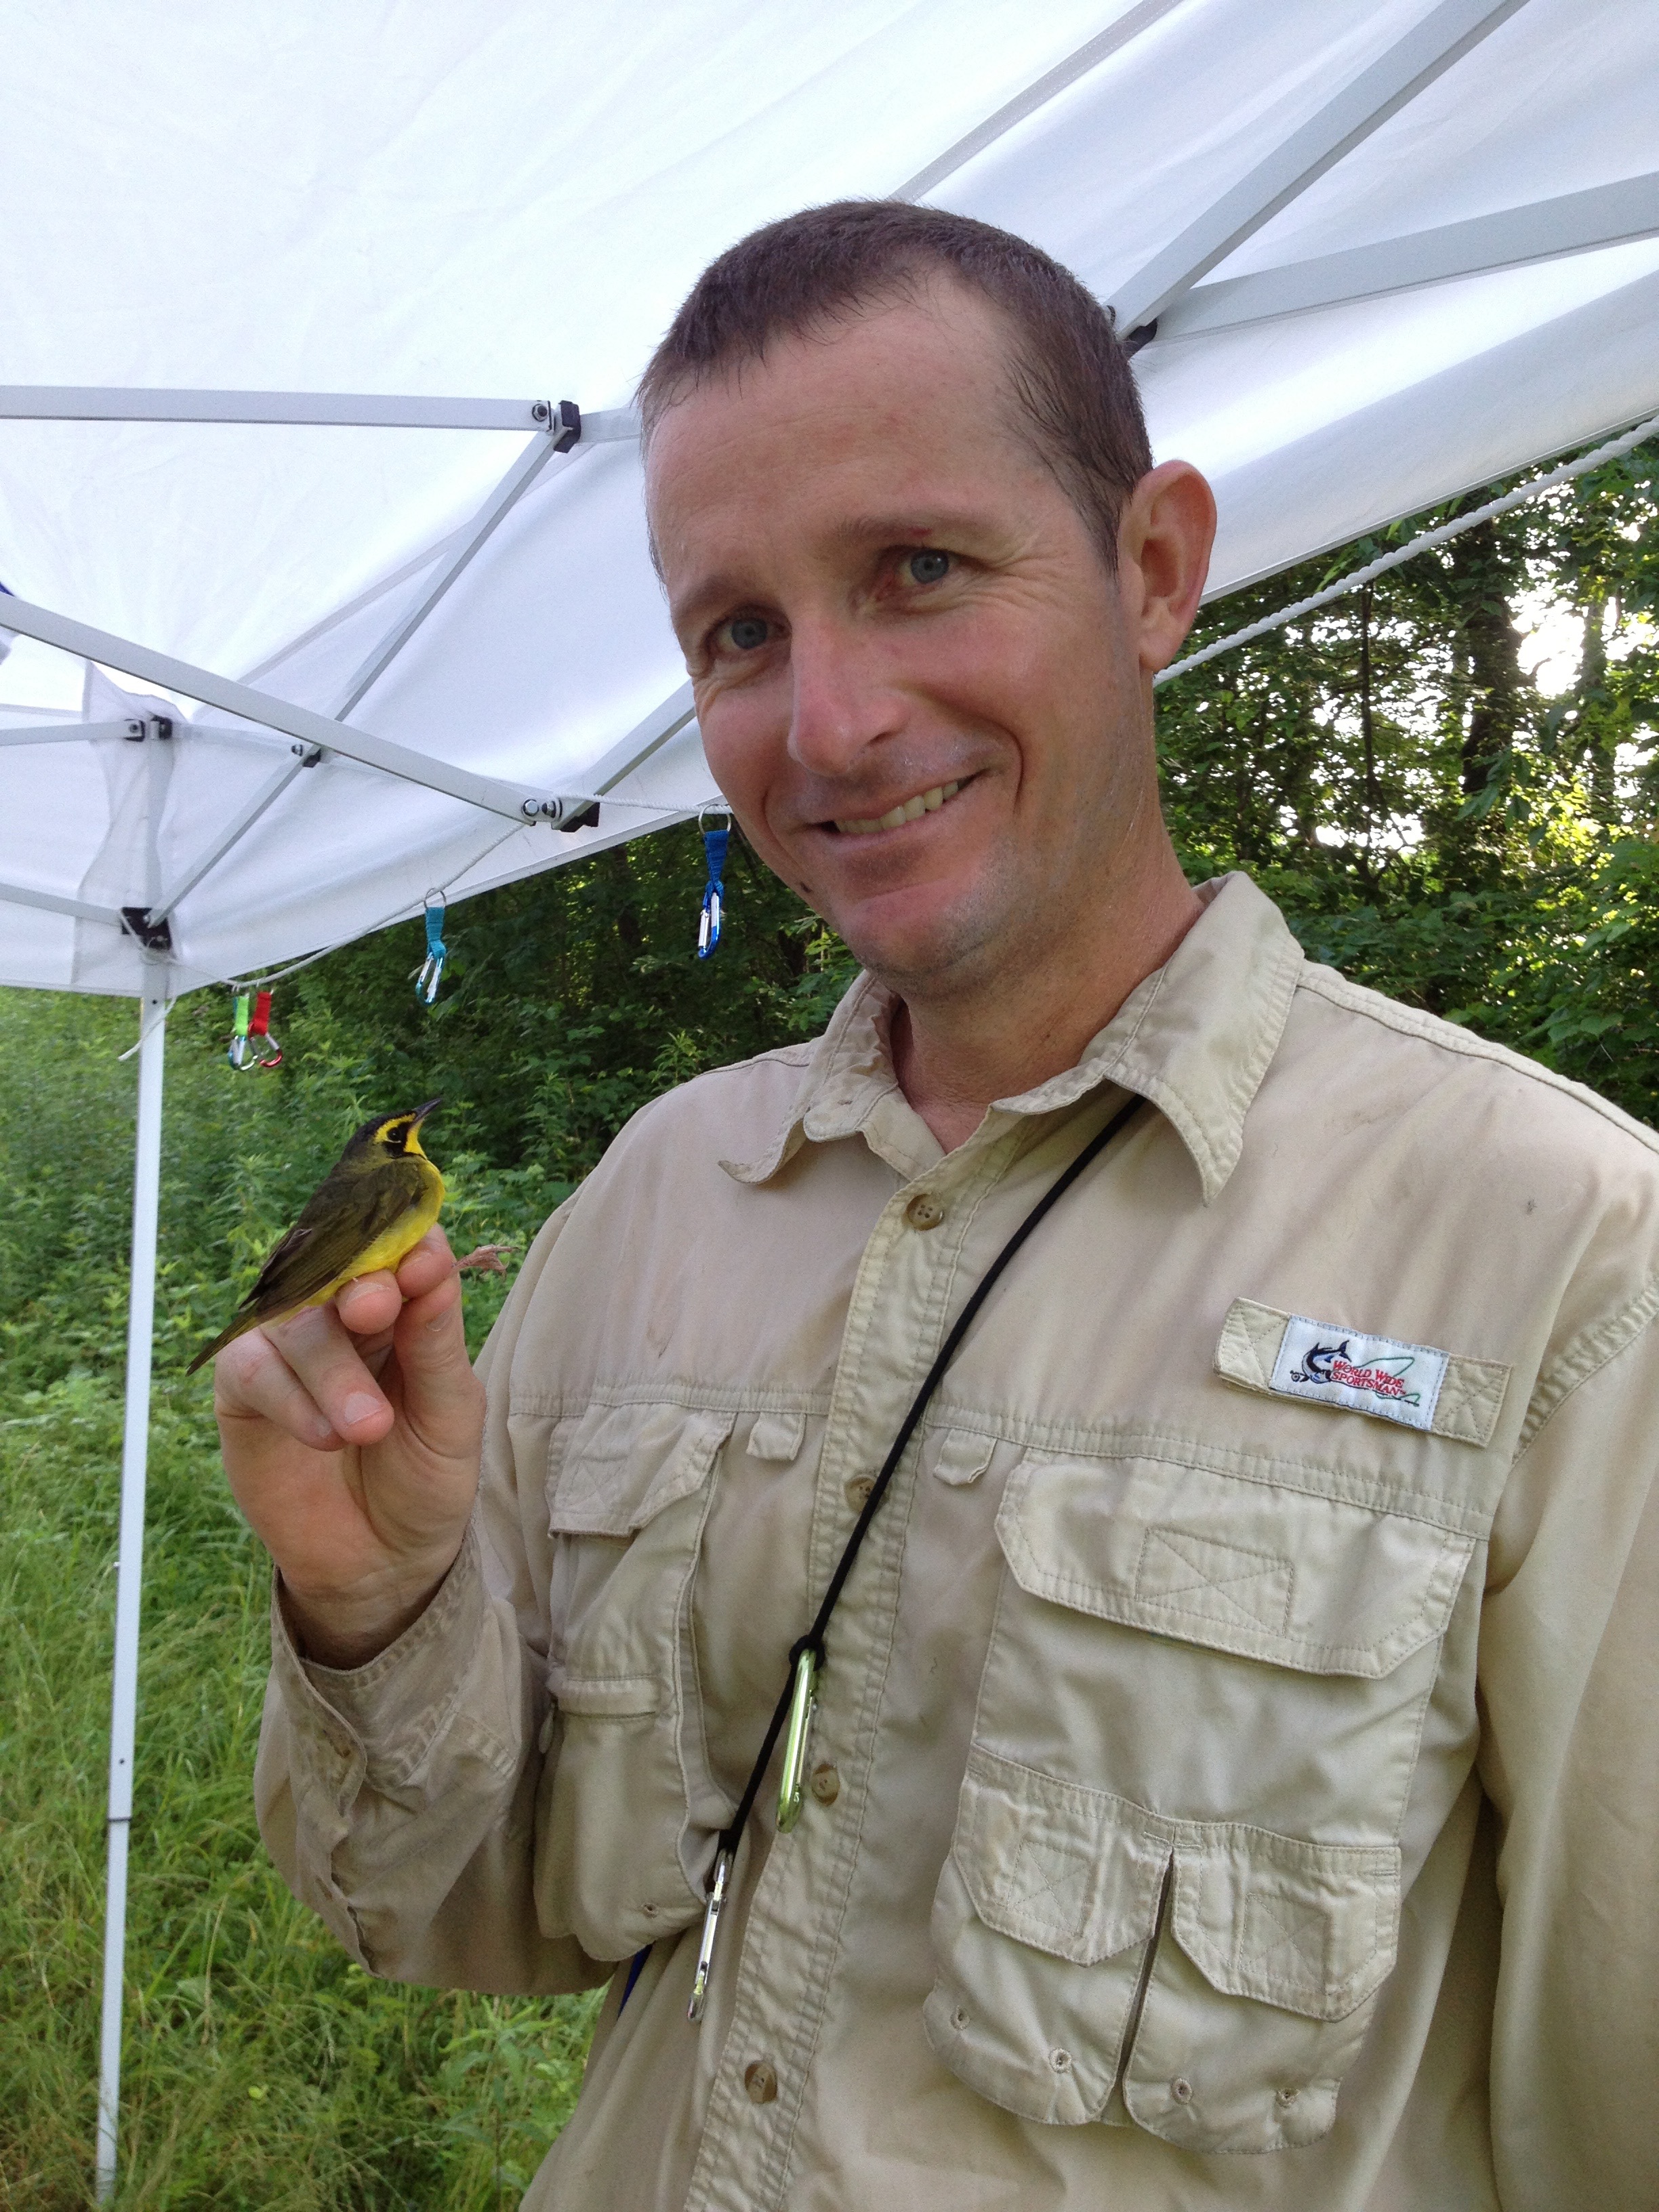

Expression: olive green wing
xmin=245 ymin=1158 xmax=430 ymax=1314
xmin=187 ymin=1159 xmax=430 ymax=1374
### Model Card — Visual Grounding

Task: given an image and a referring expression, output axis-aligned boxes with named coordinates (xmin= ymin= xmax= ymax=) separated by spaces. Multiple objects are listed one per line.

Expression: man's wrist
xmin=277 ymin=1550 xmax=461 ymax=1671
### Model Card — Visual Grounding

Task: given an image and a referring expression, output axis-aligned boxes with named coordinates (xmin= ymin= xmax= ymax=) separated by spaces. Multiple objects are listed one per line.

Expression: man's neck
xmin=887 ymin=856 xmax=1203 ymax=1153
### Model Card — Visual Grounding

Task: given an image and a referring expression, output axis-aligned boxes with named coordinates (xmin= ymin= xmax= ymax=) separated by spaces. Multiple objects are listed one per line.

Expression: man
xmin=221 ymin=205 xmax=1659 ymax=2209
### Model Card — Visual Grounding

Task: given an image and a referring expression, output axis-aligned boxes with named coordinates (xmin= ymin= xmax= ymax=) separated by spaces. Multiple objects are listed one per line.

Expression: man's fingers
xmin=333 ymin=1269 xmax=404 ymax=1336
xmin=331 ymin=1230 xmax=454 ymax=1336
xmin=389 ymin=1261 xmax=483 ymax=1454
xmin=258 ymin=1303 xmax=397 ymax=1444
xmin=394 ymin=1225 xmax=458 ymax=1300
xmin=214 ymin=1324 xmax=346 ymax=1452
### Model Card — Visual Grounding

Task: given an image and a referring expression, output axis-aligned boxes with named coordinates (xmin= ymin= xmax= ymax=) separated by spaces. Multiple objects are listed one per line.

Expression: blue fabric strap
xmin=698 ymin=826 xmax=729 ymax=959
xmin=416 ymin=897 xmax=447 ymax=1004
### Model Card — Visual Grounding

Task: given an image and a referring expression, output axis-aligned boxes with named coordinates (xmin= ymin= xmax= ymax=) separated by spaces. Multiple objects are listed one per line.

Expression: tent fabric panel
xmin=0 ymin=0 xmax=1122 ymax=672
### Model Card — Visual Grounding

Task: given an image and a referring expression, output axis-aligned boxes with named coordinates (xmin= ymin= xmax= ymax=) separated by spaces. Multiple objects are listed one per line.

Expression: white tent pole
xmin=329 ymin=424 xmax=574 ymax=719
xmin=146 ymin=751 xmax=316 ymax=924
xmin=95 ymin=970 xmax=168 ymax=2205
xmin=0 ymin=594 xmax=561 ymax=823
xmin=1158 ymin=169 xmax=1659 ymax=342
xmin=1109 ymin=0 xmax=1532 ymax=333
xmin=892 ymin=0 xmax=1187 ymax=202
xmin=0 ymin=881 xmax=124 ymax=926
xmin=0 ymin=720 xmax=142 ymax=745
xmin=0 ymin=387 xmax=640 ymax=439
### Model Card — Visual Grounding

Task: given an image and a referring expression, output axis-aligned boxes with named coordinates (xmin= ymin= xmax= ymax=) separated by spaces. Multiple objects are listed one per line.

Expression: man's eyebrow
xmin=666 ymin=567 xmax=753 ymax=634
xmin=828 ymin=510 xmax=988 ymax=547
xmin=667 ymin=509 xmax=998 ymax=630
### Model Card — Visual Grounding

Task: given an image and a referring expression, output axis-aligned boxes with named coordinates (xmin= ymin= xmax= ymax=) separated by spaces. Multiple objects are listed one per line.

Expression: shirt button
xmin=809 ymin=1762 xmax=840 ymax=1805
xmin=904 ymin=1192 xmax=945 ymax=1230
xmin=844 ymin=1475 xmax=875 ymax=1511
xmin=1170 ymin=2076 xmax=1193 ymax=2104
xmin=1275 ymin=2086 xmax=1300 ymax=2108
xmin=743 ymin=2060 xmax=779 ymax=2106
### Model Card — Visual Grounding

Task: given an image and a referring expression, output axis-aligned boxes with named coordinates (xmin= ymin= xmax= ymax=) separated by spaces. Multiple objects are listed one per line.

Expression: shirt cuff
xmin=269 ymin=1521 xmax=487 ymax=1797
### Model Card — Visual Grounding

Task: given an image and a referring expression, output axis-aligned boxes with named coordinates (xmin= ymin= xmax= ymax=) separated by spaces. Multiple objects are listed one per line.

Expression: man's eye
xmin=903 ymin=549 xmax=951 ymax=586
xmin=722 ymin=615 xmax=771 ymax=652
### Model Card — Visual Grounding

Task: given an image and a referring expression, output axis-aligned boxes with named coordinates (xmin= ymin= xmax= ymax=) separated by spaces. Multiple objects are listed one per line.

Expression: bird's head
xmin=344 ymin=1098 xmax=443 ymax=1163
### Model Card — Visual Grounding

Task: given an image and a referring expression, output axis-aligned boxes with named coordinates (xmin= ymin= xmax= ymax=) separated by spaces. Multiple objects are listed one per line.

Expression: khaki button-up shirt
xmin=257 ymin=874 xmax=1659 ymax=2211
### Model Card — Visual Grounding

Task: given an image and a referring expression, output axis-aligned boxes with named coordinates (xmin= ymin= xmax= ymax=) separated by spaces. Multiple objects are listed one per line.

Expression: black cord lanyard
xmin=687 ymin=1090 xmax=1144 ymax=2022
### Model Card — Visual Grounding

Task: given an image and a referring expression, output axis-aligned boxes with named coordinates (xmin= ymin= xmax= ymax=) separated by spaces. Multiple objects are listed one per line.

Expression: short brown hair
xmin=638 ymin=201 xmax=1152 ymax=569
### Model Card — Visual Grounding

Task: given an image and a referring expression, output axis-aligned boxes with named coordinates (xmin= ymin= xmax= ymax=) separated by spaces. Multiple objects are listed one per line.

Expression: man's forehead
xmin=649 ymin=284 xmax=1020 ymax=470
xmin=647 ymin=292 xmax=1038 ymax=586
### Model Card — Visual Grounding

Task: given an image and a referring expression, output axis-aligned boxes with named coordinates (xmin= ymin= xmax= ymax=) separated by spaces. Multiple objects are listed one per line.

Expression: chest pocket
xmin=537 ymin=1401 xmax=735 ymax=1961
xmin=925 ymin=1448 xmax=1479 ymax=2152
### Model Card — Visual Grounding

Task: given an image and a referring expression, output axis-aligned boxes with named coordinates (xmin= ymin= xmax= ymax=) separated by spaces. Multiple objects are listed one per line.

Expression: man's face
xmin=647 ymin=283 xmax=1168 ymax=998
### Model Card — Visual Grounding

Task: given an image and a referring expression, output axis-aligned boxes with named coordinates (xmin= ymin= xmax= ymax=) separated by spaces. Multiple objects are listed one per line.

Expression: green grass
xmin=0 ymin=987 xmax=600 ymax=2208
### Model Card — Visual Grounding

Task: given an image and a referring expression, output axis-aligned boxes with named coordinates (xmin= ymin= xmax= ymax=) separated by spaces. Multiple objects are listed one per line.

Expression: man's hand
xmin=213 ymin=1227 xmax=485 ymax=1668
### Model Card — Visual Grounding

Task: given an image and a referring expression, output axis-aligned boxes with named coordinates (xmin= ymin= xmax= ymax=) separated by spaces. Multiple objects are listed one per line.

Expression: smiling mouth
xmin=832 ymin=780 xmax=963 ymax=836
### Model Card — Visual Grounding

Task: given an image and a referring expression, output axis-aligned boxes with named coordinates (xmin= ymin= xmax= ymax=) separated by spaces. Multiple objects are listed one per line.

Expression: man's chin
xmin=835 ymin=894 xmax=1010 ymax=1002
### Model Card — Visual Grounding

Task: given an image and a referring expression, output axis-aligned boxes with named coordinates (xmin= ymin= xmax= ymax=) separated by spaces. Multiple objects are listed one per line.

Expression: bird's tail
xmin=186 ymin=1311 xmax=255 ymax=1375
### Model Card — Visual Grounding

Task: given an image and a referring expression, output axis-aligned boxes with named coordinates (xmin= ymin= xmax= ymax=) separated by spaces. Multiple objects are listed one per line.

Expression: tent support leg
xmin=95 ymin=972 xmax=168 ymax=2205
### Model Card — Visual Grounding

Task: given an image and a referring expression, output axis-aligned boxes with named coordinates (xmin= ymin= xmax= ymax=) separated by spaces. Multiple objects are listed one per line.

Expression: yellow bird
xmin=188 ymin=1099 xmax=446 ymax=1374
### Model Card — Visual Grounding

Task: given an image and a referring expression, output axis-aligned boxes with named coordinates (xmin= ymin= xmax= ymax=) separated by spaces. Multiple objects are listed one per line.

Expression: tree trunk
xmin=1452 ymin=520 xmax=1526 ymax=800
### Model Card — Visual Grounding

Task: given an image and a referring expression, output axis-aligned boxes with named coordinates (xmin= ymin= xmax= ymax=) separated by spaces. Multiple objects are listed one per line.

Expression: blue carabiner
xmin=415 ymin=893 xmax=447 ymax=1004
xmin=697 ymin=811 xmax=730 ymax=960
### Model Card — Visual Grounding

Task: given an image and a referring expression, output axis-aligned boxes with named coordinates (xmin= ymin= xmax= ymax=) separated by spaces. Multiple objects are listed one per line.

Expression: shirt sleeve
xmin=1477 ymin=1279 xmax=1659 ymax=2209
xmin=253 ymin=1195 xmax=602 ymax=1996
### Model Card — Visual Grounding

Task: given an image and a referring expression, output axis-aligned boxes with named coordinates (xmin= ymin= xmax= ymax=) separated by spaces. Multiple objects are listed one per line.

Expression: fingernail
xmin=342 ymin=1392 xmax=381 ymax=1428
xmin=426 ymin=1312 xmax=449 ymax=1333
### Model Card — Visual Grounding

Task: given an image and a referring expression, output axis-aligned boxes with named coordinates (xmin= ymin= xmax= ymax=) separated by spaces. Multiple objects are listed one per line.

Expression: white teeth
xmin=834 ymin=781 xmax=963 ymax=836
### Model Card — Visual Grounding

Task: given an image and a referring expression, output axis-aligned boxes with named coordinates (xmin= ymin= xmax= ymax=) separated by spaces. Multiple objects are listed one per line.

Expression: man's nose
xmin=785 ymin=618 xmax=901 ymax=777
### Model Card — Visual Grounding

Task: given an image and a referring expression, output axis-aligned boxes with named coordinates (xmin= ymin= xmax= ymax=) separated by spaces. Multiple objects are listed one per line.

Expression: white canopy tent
xmin=3 ymin=0 xmax=1656 ymax=2194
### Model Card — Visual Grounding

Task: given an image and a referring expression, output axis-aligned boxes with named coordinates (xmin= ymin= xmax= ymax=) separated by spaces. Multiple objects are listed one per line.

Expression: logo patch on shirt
xmin=1215 ymin=1298 xmax=1511 ymax=1446
xmin=1269 ymin=1315 xmax=1448 ymax=1431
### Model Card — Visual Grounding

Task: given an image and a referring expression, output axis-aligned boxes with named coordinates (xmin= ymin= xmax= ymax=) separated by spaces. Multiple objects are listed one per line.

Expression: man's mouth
xmin=832 ymin=781 xmax=963 ymax=837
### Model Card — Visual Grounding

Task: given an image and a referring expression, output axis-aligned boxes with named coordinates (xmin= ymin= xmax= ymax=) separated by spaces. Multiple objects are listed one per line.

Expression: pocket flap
xmin=956 ymin=1748 xmax=1168 ymax=1967
xmin=996 ymin=1452 xmax=1473 ymax=1678
xmin=956 ymin=1749 xmax=1399 ymax=2019
xmin=747 ymin=1407 xmax=808 ymax=1462
xmin=932 ymin=1427 xmax=998 ymax=1488
xmin=1171 ymin=1824 xmax=1399 ymax=2021
xmin=550 ymin=1404 xmax=736 ymax=1536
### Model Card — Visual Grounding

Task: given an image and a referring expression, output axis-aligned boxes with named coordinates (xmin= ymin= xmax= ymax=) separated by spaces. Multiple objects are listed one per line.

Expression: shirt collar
xmin=720 ymin=873 xmax=1303 ymax=1202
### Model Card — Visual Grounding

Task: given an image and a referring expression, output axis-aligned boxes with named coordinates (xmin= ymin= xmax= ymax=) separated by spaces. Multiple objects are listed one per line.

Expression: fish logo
xmin=1290 ymin=1339 xmax=1420 ymax=1405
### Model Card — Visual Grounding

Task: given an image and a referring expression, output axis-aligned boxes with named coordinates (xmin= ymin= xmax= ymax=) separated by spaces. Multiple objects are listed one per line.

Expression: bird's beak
xmin=413 ymin=1097 xmax=443 ymax=1125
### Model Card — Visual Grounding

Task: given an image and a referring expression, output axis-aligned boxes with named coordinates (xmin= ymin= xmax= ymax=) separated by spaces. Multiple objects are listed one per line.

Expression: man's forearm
xmin=258 ymin=1523 xmax=591 ymax=1994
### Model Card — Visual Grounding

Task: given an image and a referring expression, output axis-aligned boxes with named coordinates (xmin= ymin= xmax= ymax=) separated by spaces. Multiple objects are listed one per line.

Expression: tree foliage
xmin=1158 ymin=434 xmax=1659 ymax=1121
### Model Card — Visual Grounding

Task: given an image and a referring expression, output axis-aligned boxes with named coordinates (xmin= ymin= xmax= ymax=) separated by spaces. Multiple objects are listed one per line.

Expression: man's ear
xmin=1116 ymin=461 xmax=1216 ymax=674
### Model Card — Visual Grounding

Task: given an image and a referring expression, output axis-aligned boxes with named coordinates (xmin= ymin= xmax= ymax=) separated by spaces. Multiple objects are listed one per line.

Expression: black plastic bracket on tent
xmin=119 ymin=905 xmax=173 ymax=951
xmin=529 ymin=399 xmax=581 ymax=452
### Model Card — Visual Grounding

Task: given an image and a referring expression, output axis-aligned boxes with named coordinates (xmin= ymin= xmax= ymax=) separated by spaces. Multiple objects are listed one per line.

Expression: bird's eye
xmin=722 ymin=615 xmax=771 ymax=653
xmin=903 ymin=549 xmax=951 ymax=586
